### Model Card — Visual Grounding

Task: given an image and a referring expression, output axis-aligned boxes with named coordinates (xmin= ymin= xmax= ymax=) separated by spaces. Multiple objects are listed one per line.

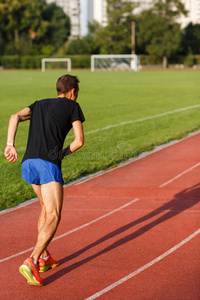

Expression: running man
xmin=4 ymin=74 xmax=85 ymax=286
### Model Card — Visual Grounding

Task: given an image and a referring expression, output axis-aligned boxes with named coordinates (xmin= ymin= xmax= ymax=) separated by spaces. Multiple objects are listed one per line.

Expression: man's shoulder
xmin=30 ymin=98 xmax=56 ymax=105
xmin=31 ymin=98 xmax=81 ymax=111
xmin=35 ymin=98 xmax=63 ymax=107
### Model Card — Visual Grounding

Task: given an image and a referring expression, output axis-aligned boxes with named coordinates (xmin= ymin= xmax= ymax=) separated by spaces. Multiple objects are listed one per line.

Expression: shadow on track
xmin=45 ymin=183 xmax=200 ymax=285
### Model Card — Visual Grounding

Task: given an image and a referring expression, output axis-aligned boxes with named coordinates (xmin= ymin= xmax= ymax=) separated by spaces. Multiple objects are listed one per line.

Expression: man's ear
xmin=71 ymin=88 xmax=75 ymax=97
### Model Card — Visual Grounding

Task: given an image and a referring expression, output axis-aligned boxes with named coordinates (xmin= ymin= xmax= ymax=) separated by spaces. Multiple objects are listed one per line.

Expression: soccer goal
xmin=41 ymin=58 xmax=71 ymax=72
xmin=91 ymin=54 xmax=139 ymax=72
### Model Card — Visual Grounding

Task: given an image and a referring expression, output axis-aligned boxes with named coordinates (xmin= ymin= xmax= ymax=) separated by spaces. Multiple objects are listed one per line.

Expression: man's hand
xmin=4 ymin=146 xmax=18 ymax=163
xmin=4 ymin=107 xmax=31 ymax=163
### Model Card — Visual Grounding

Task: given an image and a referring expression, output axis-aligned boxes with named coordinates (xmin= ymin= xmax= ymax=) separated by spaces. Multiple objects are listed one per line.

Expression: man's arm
xmin=4 ymin=107 xmax=32 ymax=163
xmin=61 ymin=120 xmax=84 ymax=158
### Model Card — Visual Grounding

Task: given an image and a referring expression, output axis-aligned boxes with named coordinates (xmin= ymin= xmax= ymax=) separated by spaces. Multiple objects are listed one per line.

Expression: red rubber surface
xmin=0 ymin=133 xmax=200 ymax=299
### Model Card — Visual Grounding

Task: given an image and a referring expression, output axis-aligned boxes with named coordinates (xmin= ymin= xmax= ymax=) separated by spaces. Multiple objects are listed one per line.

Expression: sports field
xmin=0 ymin=70 xmax=200 ymax=210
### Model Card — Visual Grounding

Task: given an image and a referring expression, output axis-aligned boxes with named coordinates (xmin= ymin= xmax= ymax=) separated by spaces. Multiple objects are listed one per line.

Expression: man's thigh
xmin=40 ymin=181 xmax=63 ymax=214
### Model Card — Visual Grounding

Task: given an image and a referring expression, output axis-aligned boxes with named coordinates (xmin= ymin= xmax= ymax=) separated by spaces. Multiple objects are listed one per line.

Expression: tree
xmin=58 ymin=36 xmax=100 ymax=55
xmin=137 ymin=10 xmax=182 ymax=67
xmin=39 ymin=3 xmax=70 ymax=53
xmin=58 ymin=21 xmax=101 ymax=55
xmin=91 ymin=0 xmax=137 ymax=54
xmin=0 ymin=0 xmax=49 ymax=54
xmin=0 ymin=0 xmax=70 ymax=55
xmin=0 ymin=0 xmax=46 ymax=46
xmin=137 ymin=0 xmax=187 ymax=68
xmin=181 ymin=23 xmax=200 ymax=55
xmin=153 ymin=0 xmax=187 ymax=23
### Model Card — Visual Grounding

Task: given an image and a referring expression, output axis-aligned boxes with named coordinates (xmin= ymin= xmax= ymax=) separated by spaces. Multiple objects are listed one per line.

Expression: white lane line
xmin=82 ymin=104 xmax=200 ymax=136
xmin=159 ymin=162 xmax=200 ymax=188
xmin=53 ymin=198 xmax=139 ymax=242
xmin=85 ymin=228 xmax=200 ymax=300
xmin=0 ymin=247 xmax=35 ymax=264
xmin=75 ymin=131 xmax=200 ymax=186
xmin=0 ymin=198 xmax=139 ymax=264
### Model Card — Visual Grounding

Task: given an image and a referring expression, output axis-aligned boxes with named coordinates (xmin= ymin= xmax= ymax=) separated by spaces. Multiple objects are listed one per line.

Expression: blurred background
xmin=0 ymin=0 xmax=200 ymax=70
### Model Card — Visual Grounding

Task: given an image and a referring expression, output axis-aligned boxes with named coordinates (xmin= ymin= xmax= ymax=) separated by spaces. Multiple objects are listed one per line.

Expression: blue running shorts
xmin=21 ymin=158 xmax=64 ymax=185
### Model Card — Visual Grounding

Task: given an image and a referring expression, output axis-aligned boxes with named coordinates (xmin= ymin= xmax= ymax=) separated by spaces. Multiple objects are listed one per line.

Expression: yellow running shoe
xmin=19 ymin=257 xmax=43 ymax=286
xmin=39 ymin=253 xmax=59 ymax=273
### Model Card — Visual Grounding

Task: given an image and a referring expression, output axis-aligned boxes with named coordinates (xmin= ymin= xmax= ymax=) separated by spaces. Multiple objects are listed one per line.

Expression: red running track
xmin=0 ymin=132 xmax=200 ymax=299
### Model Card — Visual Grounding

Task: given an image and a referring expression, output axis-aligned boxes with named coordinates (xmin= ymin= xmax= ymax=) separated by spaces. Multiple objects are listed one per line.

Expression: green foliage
xmin=137 ymin=10 xmax=182 ymax=59
xmin=37 ymin=3 xmax=70 ymax=52
xmin=181 ymin=23 xmax=200 ymax=55
xmin=58 ymin=35 xmax=100 ymax=55
xmin=184 ymin=48 xmax=194 ymax=67
xmin=0 ymin=0 xmax=46 ymax=53
xmin=87 ymin=0 xmax=137 ymax=54
xmin=0 ymin=0 xmax=199 ymax=61
xmin=41 ymin=45 xmax=55 ymax=56
xmin=71 ymin=0 xmax=192 ymax=59
xmin=136 ymin=0 xmax=187 ymax=65
xmin=0 ymin=55 xmax=91 ymax=69
xmin=58 ymin=21 xmax=104 ymax=56
xmin=0 ymin=55 xmax=42 ymax=68
xmin=68 ymin=55 xmax=90 ymax=68
xmin=0 ymin=0 xmax=70 ymax=56
xmin=0 ymin=55 xmax=21 ymax=68
xmin=153 ymin=0 xmax=187 ymax=22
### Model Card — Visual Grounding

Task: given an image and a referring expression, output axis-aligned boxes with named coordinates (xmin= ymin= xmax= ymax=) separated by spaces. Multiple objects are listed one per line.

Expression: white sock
xmin=42 ymin=255 xmax=49 ymax=261
xmin=32 ymin=258 xmax=38 ymax=265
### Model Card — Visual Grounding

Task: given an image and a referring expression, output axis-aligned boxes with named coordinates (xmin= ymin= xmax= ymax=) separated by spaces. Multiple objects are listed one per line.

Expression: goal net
xmin=41 ymin=58 xmax=71 ymax=72
xmin=91 ymin=54 xmax=139 ymax=72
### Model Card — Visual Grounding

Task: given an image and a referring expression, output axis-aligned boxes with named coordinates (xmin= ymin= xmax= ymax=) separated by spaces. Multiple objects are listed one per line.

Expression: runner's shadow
xmin=45 ymin=183 xmax=200 ymax=285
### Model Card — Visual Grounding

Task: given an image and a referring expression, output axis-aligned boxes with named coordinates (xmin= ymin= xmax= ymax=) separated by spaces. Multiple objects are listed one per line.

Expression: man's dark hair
xmin=56 ymin=74 xmax=80 ymax=95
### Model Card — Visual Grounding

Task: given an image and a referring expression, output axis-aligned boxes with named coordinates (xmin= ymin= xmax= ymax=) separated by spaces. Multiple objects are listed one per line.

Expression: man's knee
xmin=46 ymin=209 xmax=61 ymax=225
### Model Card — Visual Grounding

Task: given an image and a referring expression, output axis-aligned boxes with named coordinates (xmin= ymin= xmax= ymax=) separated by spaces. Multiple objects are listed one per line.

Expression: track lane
xmin=0 ymin=132 xmax=200 ymax=299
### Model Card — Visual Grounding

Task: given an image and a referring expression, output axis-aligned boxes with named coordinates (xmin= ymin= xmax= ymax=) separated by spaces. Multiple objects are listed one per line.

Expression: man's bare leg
xmin=30 ymin=181 xmax=63 ymax=263
xmin=32 ymin=184 xmax=48 ymax=258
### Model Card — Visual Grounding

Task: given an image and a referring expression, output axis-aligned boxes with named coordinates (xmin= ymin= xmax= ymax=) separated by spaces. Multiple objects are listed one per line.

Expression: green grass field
xmin=0 ymin=69 xmax=200 ymax=210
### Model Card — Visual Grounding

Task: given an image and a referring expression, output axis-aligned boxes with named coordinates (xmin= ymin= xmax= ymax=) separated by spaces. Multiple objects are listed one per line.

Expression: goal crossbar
xmin=91 ymin=54 xmax=139 ymax=72
xmin=41 ymin=58 xmax=71 ymax=72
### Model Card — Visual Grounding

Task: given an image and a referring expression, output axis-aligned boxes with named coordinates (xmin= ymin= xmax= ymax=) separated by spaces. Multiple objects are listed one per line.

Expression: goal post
xmin=91 ymin=54 xmax=139 ymax=72
xmin=41 ymin=58 xmax=71 ymax=72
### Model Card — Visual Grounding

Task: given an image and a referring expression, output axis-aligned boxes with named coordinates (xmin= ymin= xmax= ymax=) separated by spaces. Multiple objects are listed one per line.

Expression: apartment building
xmin=177 ymin=0 xmax=200 ymax=28
xmin=89 ymin=0 xmax=107 ymax=26
xmin=87 ymin=0 xmax=200 ymax=29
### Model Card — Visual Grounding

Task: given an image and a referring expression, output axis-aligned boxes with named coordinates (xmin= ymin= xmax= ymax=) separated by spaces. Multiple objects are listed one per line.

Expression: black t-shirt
xmin=22 ymin=97 xmax=85 ymax=169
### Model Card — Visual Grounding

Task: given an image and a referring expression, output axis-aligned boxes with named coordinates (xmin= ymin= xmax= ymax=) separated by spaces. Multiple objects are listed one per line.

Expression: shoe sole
xmin=39 ymin=262 xmax=59 ymax=273
xmin=19 ymin=265 xmax=43 ymax=286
